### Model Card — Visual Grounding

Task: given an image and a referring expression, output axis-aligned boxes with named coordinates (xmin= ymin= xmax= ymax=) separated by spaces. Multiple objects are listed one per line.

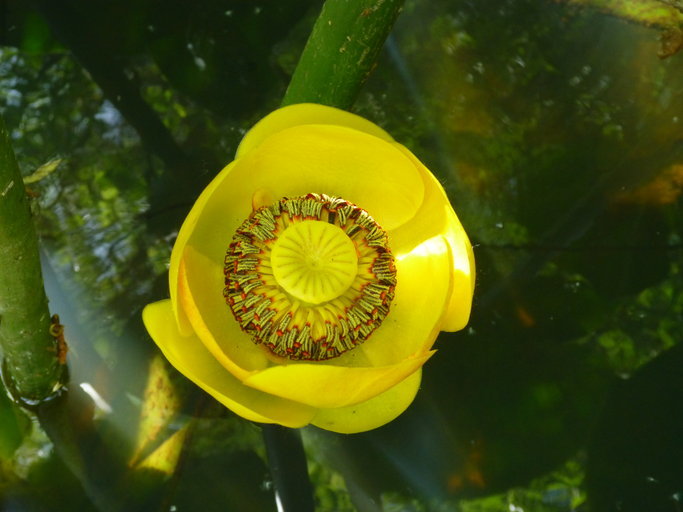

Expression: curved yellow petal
xmin=242 ymin=351 xmax=433 ymax=409
xmin=352 ymin=235 xmax=454 ymax=367
xmin=441 ymin=216 xmax=476 ymax=332
xmin=186 ymin=126 xmax=424 ymax=270
xmin=169 ymin=161 xmax=238 ymax=336
xmin=388 ymin=144 xmax=475 ymax=332
xmin=237 ymin=125 xmax=424 ymax=231
xmin=236 ymin=103 xmax=393 ymax=158
xmin=311 ymin=369 xmax=423 ymax=434
xmin=142 ymin=300 xmax=316 ymax=428
xmin=178 ymin=246 xmax=271 ymax=379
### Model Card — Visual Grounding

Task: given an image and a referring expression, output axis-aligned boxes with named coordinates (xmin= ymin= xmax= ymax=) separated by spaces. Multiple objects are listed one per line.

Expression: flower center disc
xmin=224 ymin=193 xmax=397 ymax=361
xmin=271 ymin=220 xmax=358 ymax=305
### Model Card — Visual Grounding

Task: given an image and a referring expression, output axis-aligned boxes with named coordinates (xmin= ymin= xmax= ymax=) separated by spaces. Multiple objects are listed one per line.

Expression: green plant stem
xmin=282 ymin=0 xmax=405 ymax=109
xmin=265 ymin=2 xmax=405 ymax=511
xmin=0 ymin=115 xmax=64 ymax=402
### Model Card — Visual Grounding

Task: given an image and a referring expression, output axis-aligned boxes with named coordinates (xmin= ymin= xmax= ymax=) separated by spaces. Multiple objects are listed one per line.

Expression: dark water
xmin=1 ymin=0 xmax=682 ymax=511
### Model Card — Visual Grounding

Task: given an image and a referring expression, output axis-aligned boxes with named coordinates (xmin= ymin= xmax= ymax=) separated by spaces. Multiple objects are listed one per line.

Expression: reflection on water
xmin=1 ymin=0 xmax=682 ymax=510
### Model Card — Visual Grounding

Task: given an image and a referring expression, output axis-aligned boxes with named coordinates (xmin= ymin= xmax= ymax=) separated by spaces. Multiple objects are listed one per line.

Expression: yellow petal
xmin=388 ymin=144 xmax=475 ymax=332
xmin=236 ymin=124 xmax=424 ymax=231
xmin=178 ymin=246 xmax=271 ymax=379
xmin=169 ymin=161 xmax=238 ymax=336
xmin=242 ymin=351 xmax=433 ymax=409
xmin=185 ymin=125 xmax=424 ymax=275
xmin=142 ymin=300 xmax=316 ymax=428
xmin=352 ymin=235 xmax=454 ymax=367
xmin=311 ymin=369 xmax=423 ymax=434
xmin=441 ymin=215 xmax=477 ymax=332
xmin=236 ymin=103 xmax=393 ymax=158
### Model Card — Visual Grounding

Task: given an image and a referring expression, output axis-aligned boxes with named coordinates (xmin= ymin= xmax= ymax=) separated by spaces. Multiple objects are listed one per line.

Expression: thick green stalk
xmin=282 ymin=0 xmax=405 ymax=109
xmin=0 ymin=115 xmax=64 ymax=402
xmin=267 ymin=2 xmax=405 ymax=511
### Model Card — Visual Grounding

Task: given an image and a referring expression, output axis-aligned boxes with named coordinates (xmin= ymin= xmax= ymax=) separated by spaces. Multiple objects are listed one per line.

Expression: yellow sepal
xmin=236 ymin=103 xmax=394 ymax=158
xmin=142 ymin=300 xmax=316 ymax=428
xmin=179 ymin=247 xmax=271 ymax=378
xmin=389 ymin=144 xmax=475 ymax=332
xmin=311 ymin=369 xmax=423 ymax=434
xmin=169 ymin=161 xmax=238 ymax=336
xmin=242 ymin=351 xmax=434 ymax=409
xmin=350 ymin=235 xmax=453 ymax=366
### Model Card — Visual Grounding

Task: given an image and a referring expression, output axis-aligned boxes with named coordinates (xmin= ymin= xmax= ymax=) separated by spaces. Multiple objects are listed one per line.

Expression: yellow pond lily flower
xmin=142 ymin=103 xmax=475 ymax=434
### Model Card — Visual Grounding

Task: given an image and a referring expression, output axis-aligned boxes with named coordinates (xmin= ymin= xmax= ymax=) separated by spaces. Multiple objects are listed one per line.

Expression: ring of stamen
xmin=224 ymin=193 xmax=397 ymax=361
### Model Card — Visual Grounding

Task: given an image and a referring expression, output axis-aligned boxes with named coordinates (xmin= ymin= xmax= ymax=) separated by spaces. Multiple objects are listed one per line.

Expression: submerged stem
xmin=262 ymin=424 xmax=315 ymax=512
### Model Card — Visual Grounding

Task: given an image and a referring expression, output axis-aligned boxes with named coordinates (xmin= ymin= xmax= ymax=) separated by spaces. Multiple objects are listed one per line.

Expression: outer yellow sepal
xmin=236 ymin=103 xmax=394 ymax=157
xmin=142 ymin=300 xmax=316 ymax=428
xmin=242 ymin=351 xmax=434 ymax=409
xmin=311 ymin=369 xmax=423 ymax=434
